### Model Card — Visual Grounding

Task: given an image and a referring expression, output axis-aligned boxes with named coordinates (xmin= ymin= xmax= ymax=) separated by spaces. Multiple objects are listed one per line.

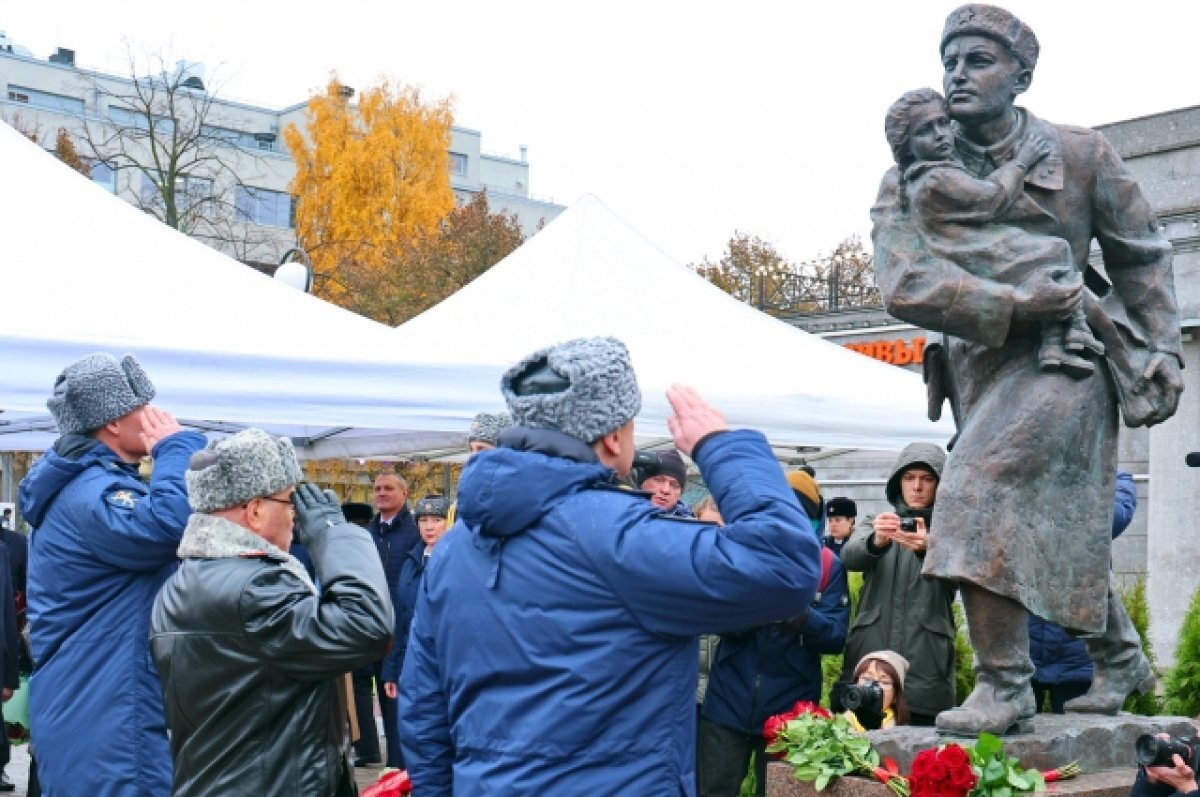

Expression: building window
xmin=90 ymin=161 xmax=116 ymax=193
xmin=109 ymin=106 xmax=176 ymax=135
xmin=235 ymin=185 xmax=293 ymax=228
xmin=6 ymin=84 xmax=84 ymax=114
xmin=201 ymin=124 xmax=276 ymax=152
xmin=140 ymin=174 xmax=213 ymax=213
xmin=449 ymin=152 xmax=467 ymax=176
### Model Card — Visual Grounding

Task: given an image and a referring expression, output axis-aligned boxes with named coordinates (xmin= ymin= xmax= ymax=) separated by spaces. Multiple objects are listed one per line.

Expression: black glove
xmin=292 ymin=482 xmax=345 ymax=545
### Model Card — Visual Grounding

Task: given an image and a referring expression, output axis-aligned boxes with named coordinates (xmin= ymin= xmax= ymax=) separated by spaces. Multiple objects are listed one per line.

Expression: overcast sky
xmin=4 ymin=0 xmax=1196 ymax=266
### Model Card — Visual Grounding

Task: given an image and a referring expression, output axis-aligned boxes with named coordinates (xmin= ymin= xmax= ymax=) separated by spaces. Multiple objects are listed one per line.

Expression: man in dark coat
xmin=18 ymin=353 xmax=205 ymax=796
xmin=872 ymin=4 xmax=1183 ymax=734
xmin=352 ymin=472 xmax=418 ymax=768
xmin=400 ymin=336 xmax=824 ymax=795
xmin=151 ymin=429 xmax=393 ymax=797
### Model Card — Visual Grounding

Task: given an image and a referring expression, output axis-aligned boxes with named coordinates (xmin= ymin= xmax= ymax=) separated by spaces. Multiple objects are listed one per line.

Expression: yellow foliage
xmin=285 ymin=77 xmax=456 ymax=311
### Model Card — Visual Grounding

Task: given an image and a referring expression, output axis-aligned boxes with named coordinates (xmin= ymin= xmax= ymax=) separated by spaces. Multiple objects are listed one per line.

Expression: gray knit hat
xmin=468 ymin=412 xmax=512 ymax=446
xmin=186 ymin=429 xmax=304 ymax=513
xmin=413 ymin=495 xmax=451 ymax=519
xmin=47 ymin=353 xmax=156 ymax=434
xmin=501 ymin=336 xmax=642 ymax=443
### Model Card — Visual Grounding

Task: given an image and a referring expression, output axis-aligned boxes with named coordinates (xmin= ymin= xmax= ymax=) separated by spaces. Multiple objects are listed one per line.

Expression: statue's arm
xmin=871 ymin=169 xmax=1016 ymax=348
xmin=1090 ymin=134 xmax=1183 ymax=364
xmin=918 ymin=164 xmax=1025 ymax=222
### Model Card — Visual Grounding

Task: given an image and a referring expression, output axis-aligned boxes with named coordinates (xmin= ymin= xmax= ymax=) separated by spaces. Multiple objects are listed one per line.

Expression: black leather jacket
xmin=151 ymin=522 xmax=393 ymax=797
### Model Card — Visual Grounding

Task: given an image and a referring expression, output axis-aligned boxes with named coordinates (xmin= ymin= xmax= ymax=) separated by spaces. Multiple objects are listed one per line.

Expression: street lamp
xmin=274 ymin=247 xmax=313 ymax=293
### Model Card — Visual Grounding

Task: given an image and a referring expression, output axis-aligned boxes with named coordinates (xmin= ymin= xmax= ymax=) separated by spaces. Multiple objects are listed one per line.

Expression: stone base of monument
xmin=766 ymin=714 xmax=1198 ymax=797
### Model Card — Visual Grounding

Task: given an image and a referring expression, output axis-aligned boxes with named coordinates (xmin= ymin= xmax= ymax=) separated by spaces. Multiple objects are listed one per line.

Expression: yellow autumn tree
xmin=284 ymin=77 xmax=456 ymax=315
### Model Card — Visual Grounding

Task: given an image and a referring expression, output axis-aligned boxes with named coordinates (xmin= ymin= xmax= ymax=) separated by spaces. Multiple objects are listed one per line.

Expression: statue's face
xmin=907 ymin=102 xmax=954 ymax=163
xmin=941 ymin=34 xmax=1030 ymax=127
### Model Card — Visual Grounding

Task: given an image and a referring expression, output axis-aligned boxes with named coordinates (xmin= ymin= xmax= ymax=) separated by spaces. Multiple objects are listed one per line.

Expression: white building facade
xmin=0 ymin=36 xmax=564 ymax=270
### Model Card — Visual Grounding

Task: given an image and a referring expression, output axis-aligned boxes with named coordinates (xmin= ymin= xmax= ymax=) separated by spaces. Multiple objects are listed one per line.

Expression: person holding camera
xmin=1133 ymin=735 xmax=1200 ymax=797
xmin=838 ymin=651 xmax=912 ymax=731
xmin=839 ymin=443 xmax=956 ymax=726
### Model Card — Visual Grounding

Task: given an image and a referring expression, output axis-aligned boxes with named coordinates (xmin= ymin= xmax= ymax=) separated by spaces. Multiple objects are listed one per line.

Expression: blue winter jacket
xmin=399 ymin=427 xmax=822 ymax=796
xmin=702 ymin=554 xmax=850 ymax=735
xmin=19 ymin=430 xmax=205 ymax=797
xmin=1029 ymin=470 xmax=1136 ymax=685
xmin=381 ymin=539 xmax=426 ymax=684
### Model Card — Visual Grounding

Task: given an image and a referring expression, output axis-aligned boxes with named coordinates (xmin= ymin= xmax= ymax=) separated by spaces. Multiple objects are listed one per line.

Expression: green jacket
xmin=839 ymin=443 xmax=956 ymax=717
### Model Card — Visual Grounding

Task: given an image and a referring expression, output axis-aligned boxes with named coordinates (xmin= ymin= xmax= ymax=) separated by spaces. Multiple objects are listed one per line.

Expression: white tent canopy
xmin=1 ymin=120 xmax=950 ymax=458
xmin=0 ymin=121 xmax=493 ymax=457
xmin=392 ymin=195 xmax=954 ymax=452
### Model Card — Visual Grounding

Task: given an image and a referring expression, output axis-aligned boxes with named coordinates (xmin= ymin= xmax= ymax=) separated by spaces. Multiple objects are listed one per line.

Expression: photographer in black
xmin=1132 ymin=734 xmax=1200 ymax=797
xmin=833 ymin=651 xmax=912 ymax=731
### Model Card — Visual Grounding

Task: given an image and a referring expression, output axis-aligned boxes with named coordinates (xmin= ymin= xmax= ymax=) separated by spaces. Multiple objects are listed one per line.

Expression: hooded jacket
xmin=840 ymin=443 xmax=957 ymax=718
xmin=399 ymin=427 xmax=822 ymax=796
xmin=19 ymin=430 xmax=206 ymax=797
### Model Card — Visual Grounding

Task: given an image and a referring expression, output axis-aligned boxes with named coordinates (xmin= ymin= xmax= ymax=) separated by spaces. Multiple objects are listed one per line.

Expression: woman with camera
xmin=839 ymin=443 xmax=957 ymax=726
xmin=838 ymin=651 xmax=911 ymax=731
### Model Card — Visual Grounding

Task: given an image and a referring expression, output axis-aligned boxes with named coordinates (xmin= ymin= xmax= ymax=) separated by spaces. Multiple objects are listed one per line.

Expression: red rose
xmin=763 ymin=714 xmax=786 ymax=742
xmin=910 ymin=746 xmax=975 ymax=797
xmin=790 ymin=700 xmax=832 ymax=718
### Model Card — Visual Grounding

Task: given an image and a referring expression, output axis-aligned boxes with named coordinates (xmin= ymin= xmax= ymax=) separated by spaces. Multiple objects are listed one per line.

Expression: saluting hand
xmin=139 ymin=405 xmax=184 ymax=451
xmin=666 ymin=385 xmax=729 ymax=457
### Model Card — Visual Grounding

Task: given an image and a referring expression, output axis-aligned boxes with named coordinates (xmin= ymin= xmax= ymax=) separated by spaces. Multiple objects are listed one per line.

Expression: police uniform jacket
xmin=19 ymin=430 xmax=206 ymax=797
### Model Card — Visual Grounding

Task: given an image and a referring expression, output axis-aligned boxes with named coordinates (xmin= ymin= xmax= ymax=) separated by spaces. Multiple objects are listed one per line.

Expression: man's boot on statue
xmin=1063 ymin=580 xmax=1155 ymax=714
xmin=936 ymin=584 xmax=1036 ymax=736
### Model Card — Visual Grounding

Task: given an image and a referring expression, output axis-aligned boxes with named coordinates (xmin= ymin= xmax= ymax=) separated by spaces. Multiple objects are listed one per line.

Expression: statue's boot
xmin=1063 ymin=581 xmax=1155 ymax=714
xmin=1064 ymin=314 xmax=1105 ymax=356
xmin=936 ymin=585 xmax=1036 ymax=736
xmin=1039 ymin=324 xmax=1095 ymax=377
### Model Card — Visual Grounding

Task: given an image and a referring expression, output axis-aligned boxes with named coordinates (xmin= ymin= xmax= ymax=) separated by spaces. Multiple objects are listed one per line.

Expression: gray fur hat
xmin=501 ymin=336 xmax=642 ymax=444
xmin=47 ymin=353 xmax=156 ymax=435
xmin=413 ymin=495 xmax=451 ymax=519
xmin=468 ymin=412 xmax=512 ymax=446
xmin=186 ymin=429 xmax=304 ymax=513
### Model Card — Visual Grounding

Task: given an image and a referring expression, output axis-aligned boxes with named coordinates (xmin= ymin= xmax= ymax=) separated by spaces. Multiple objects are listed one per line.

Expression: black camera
xmin=1136 ymin=734 xmax=1200 ymax=771
xmin=899 ymin=518 xmax=918 ymax=532
xmin=830 ymin=680 xmax=886 ymax=729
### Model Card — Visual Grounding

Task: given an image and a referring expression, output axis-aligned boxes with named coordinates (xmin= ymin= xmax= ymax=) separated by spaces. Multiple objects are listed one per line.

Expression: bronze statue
xmin=872 ymin=4 xmax=1184 ymax=735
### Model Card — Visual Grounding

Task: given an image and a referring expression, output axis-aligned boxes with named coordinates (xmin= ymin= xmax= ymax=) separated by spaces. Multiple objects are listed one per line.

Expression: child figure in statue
xmin=885 ymin=88 xmax=1103 ymax=376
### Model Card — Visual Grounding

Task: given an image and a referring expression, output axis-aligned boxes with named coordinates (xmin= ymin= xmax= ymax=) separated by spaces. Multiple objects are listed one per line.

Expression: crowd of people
xmin=0 ymin=335 xmax=1179 ymax=797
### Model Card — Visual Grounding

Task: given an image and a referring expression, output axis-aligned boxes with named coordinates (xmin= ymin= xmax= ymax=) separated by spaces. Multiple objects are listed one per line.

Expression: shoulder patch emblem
xmin=106 ymin=490 xmax=139 ymax=509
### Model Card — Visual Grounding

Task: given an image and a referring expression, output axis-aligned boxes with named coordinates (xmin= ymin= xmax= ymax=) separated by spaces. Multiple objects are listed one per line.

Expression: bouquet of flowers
xmin=908 ymin=734 xmax=1080 ymax=797
xmin=764 ymin=701 xmax=909 ymax=795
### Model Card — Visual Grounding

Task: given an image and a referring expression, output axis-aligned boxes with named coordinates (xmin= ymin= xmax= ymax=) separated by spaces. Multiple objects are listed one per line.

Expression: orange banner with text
xmin=843 ymin=337 xmax=926 ymax=365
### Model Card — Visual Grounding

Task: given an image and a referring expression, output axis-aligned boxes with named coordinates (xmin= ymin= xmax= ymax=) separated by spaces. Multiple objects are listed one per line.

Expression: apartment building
xmin=0 ymin=33 xmax=564 ymax=269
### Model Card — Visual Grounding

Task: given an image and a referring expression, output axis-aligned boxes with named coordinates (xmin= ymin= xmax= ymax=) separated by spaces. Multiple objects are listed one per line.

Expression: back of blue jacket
xmin=399 ymin=428 xmax=822 ymax=796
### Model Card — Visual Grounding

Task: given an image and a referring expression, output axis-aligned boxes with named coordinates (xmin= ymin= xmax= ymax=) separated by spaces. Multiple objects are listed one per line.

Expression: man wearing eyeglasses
xmin=151 ymin=429 xmax=393 ymax=797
